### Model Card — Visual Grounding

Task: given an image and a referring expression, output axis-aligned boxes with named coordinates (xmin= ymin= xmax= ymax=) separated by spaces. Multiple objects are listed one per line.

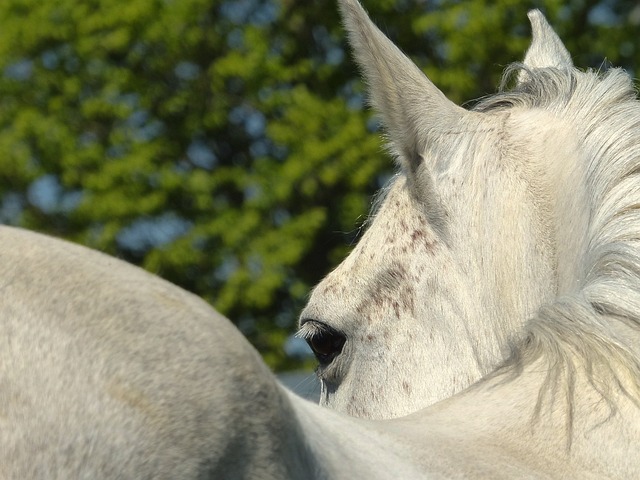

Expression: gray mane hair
xmin=474 ymin=63 xmax=578 ymax=112
xmin=484 ymin=63 xmax=640 ymax=439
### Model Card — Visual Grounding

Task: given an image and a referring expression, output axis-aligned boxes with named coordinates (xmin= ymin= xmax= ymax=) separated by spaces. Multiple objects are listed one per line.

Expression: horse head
xmin=299 ymin=1 xmax=579 ymax=419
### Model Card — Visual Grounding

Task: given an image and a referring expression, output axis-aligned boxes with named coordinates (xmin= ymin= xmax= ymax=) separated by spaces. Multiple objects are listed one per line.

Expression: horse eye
xmin=303 ymin=322 xmax=346 ymax=365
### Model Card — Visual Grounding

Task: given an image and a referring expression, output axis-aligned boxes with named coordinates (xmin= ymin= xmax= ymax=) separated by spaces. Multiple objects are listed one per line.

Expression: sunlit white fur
xmin=300 ymin=4 xmax=570 ymax=418
xmin=2 ymin=0 xmax=640 ymax=478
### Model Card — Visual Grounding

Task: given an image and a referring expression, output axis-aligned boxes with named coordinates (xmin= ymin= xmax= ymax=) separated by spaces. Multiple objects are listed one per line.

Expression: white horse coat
xmin=2 ymin=0 xmax=639 ymax=478
xmin=2 ymin=226 xmax=636 ymax=478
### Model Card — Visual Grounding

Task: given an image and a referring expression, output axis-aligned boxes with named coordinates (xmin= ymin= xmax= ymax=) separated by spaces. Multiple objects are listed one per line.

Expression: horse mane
xmin=478 ymin=64 xmax=640 ymax=436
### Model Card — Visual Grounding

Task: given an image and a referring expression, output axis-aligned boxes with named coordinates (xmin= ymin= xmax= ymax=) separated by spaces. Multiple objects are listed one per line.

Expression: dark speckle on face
xmin=402 ymin=381 xmax=411 ymax=395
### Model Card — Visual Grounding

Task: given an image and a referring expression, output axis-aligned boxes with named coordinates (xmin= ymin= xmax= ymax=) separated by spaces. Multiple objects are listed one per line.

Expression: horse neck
xmin=394 ymin=352 xmax=640 ymax=478
xmin=290 ymin=353 xmax=640 ymax=478
xmin=285 ymin=391 xmax=428 ymax=479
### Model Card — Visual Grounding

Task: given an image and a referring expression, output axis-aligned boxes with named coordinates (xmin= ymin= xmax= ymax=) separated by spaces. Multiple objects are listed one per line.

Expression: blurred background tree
xmin=0 ymin=0 xmax=638 ymax=370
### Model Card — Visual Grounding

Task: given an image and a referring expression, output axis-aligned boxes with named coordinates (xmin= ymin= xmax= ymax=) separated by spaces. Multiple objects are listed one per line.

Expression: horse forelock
xmin=484 ymin=63 xmax=640 ymax=433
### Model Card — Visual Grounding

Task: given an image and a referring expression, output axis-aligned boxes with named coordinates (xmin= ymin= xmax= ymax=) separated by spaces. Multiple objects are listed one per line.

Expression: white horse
xmin=298 ymin=0 xmax=640 ymax=421
xmin=1 ymin=1 xmax=639 ymax=478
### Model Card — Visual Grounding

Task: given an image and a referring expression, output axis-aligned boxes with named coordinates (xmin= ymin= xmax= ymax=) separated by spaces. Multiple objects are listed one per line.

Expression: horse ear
xmin=520 ymin=10 xmax=572 ymax=78
xmin=337 ymin=0 xmax=466 ymax=170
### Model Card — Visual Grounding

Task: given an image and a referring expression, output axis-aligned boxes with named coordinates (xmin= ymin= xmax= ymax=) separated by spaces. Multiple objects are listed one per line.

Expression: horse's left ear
xmin=337 ymin=0 xmax=468 ymax=172
xmin=521 ymin=10 xmax=573 ymax=75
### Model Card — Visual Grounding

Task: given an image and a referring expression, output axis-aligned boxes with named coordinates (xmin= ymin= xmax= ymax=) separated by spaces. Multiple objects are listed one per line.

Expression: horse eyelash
xmin=295 ymin=321 xmax=326 ymax=341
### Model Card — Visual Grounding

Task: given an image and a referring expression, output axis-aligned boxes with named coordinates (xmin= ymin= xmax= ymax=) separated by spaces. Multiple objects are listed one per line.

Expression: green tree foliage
xmin=0 ymin=0 xmax=638 ymax=370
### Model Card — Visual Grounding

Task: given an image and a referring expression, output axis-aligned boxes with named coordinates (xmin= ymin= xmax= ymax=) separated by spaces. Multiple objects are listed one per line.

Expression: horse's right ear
xmin=519 ymin=10 xmax=572 ymax=82
xmin=337 ymin=0 xmax=467 ymax=172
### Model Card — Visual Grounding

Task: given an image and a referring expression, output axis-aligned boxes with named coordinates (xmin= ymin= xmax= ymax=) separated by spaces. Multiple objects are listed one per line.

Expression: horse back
xmin=0 ymin=226 xmax=295 ymax=479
